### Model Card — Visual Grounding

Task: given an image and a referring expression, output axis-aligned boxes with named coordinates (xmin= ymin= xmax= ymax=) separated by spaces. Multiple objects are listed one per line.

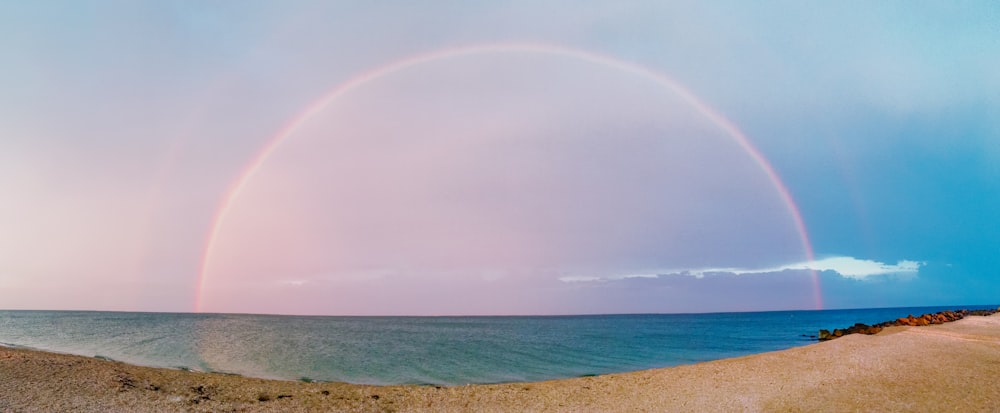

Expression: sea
xmin=0 ymin=305 xmax=995 ymax=386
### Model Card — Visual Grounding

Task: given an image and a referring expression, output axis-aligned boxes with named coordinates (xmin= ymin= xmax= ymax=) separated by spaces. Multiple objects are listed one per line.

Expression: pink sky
xmin=3 ymin=2 xmax=986 ymax=315
xmin=197 ymin=52 xmax=803 ymax=315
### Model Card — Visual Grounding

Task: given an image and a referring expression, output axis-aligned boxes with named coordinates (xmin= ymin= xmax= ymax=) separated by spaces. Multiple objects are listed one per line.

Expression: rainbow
xmin=194 ymin=43 xmax=822 ymax=312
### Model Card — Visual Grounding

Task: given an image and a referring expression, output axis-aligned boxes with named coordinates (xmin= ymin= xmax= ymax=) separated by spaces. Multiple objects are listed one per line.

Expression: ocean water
xmin=0 ymin=305 xmax=995 ymax=385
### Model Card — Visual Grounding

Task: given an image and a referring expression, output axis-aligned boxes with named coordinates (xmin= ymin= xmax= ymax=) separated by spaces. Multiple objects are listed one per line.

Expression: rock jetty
xmin=818 ymin=308 xmax=1000 ymax=341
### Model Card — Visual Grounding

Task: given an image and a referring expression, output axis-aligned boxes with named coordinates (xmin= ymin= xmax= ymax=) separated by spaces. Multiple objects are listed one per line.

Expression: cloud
xmin=558 ymin=256 xmax=924 ymax=283
xmin=754 ymin=257 xmax=923 ymax=280
xmin=558 ymin=274 xmax=659 ymax=283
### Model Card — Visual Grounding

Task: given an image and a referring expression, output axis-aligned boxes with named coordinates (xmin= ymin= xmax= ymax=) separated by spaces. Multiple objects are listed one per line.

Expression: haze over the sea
xmin=1 ymin=2 xmax=998 ymax=315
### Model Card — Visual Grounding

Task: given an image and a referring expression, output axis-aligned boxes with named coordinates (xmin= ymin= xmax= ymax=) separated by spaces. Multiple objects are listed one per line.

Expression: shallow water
xmin=0 ymin=305 xmax=994 ymax=385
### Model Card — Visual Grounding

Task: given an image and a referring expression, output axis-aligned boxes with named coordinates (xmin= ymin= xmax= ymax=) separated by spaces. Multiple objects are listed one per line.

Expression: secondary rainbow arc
xmin=194 ymin=43 xmax=822 ymax=312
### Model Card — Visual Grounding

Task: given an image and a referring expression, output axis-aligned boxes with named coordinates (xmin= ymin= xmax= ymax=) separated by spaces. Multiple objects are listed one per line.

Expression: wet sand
xmin=2 ymin=314 xmax=999 ymax=412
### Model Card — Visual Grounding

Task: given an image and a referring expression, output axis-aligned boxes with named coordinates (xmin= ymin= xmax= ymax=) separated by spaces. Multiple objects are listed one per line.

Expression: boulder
xmin=812 ymin=308 xmax=993 ymax=341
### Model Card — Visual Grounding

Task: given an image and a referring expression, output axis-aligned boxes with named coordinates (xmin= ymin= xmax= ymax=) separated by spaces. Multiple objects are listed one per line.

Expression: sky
xmin=1 ymin=1 xmax=998 ymax=315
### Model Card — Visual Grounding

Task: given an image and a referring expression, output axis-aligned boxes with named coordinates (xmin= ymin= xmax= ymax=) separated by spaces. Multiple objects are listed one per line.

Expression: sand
xmin=2 ymin=314 xmax=999 ymax=412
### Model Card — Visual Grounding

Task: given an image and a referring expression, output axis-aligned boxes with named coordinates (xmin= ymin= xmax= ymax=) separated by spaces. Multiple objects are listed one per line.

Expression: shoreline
xmin=6 ymin=305 xmax=997 ymax=387
xmin=2 ymin=314 xmax=1000 ymax=411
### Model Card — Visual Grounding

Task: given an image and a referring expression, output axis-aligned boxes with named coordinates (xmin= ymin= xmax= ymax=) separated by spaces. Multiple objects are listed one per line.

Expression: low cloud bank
xmin=559 ymin=256 xmax=924 ymax=283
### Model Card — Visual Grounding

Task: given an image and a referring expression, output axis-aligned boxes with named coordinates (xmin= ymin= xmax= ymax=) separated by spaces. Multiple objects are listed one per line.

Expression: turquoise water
xmin=0 ymin=306 xmax=994 ymax=385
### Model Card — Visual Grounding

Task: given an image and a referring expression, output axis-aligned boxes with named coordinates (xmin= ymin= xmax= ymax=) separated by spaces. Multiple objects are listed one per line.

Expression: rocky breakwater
xmin=818 ymin=308 xmax=1000 ymax=341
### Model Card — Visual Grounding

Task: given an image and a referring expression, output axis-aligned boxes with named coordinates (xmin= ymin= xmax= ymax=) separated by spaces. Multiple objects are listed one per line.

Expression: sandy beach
xmin=2 ymin=313 xmax=999 ymax=412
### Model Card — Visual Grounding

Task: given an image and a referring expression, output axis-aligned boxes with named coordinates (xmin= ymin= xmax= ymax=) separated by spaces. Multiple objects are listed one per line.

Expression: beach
xmin=2 ymin=313 xmax=998 ymax=412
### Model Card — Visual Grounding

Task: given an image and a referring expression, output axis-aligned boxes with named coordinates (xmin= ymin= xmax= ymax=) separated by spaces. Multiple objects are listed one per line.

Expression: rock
xmin=818 ymin=330 xmax=833 ymax=341
xmin=811 ymin=308 xmax=995 ymax=341
xmin=844 ymin=323 xmax=875 ymax=335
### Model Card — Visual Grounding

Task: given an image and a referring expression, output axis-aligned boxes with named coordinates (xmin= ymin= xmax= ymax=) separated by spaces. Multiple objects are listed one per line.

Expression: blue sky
xmin=1 ymin=1 xmax=998 ymax=314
